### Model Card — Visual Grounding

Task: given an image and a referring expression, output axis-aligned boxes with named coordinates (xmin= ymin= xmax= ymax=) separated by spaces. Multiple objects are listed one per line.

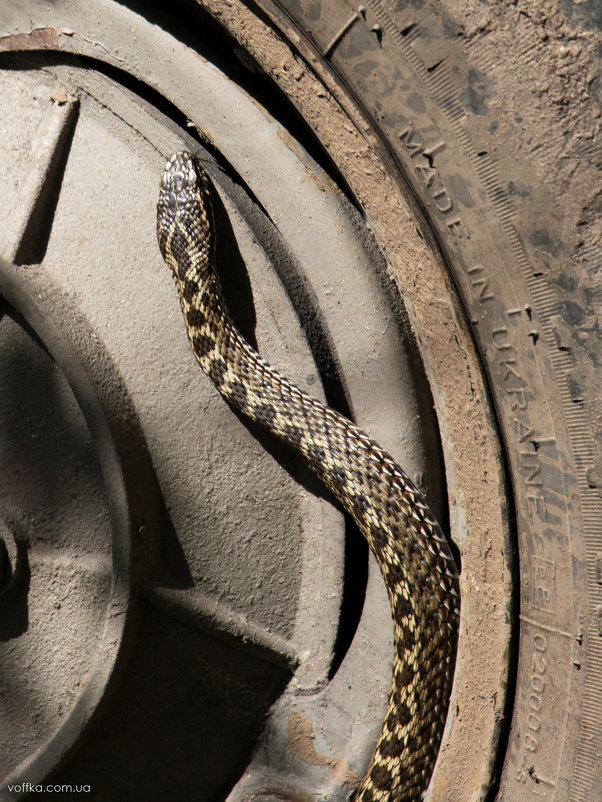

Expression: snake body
xmin=156 ymin=152 xmax=460 ymax=801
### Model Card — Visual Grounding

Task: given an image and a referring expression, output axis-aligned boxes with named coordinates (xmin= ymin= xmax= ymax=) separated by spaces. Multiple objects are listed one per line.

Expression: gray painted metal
xmin=0 ymin=3 xmax=446 ymax=799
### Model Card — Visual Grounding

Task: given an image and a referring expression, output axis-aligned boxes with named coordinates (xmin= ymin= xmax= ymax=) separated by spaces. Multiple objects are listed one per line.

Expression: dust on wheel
xmin=0 ymin=2 xmax=600 ymax=802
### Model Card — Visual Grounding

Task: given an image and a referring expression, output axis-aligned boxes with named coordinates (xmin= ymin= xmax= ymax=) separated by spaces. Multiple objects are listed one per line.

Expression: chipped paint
xmin=287 ymin=712 xmax=362 ymax=789
xmin=0 ymin=27 xmax=59 ymax=51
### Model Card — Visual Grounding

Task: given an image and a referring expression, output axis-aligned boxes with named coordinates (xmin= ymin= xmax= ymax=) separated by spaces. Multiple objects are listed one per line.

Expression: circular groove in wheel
xmin=0 ymin=263 xmax=132 ymax=791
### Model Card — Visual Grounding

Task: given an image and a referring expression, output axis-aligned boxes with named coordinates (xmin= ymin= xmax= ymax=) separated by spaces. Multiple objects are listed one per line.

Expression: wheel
xmin=0 ymin=2 xmax=599 ymax=800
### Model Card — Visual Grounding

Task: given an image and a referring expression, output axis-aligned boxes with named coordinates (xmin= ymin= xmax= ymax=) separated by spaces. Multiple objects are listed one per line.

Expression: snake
xmin=156 ymin=151 xmax=460 ymax=802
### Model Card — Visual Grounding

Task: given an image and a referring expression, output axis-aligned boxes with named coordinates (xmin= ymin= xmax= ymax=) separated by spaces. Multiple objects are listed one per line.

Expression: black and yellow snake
xmin=156 ymin=151 xmax=460 ymax=801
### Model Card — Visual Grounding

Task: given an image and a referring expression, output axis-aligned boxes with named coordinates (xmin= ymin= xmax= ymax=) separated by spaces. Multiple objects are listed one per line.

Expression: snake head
xmin=157 ymin=151 xmax=215 ymax=272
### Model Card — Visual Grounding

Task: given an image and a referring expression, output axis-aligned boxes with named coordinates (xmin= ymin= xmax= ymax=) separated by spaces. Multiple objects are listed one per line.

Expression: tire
xmin=0 ymin=2 xmax=600 ymax=801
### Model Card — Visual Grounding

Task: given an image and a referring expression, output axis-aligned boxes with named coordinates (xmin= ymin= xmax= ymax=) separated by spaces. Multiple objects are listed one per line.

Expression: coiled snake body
xmin=157 ymin=152 xmax=460 ymax=801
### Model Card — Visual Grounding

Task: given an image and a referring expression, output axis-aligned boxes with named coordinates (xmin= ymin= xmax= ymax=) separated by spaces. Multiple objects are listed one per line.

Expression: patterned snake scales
xmin=156 ymin=152 xmax=460 ymax=801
